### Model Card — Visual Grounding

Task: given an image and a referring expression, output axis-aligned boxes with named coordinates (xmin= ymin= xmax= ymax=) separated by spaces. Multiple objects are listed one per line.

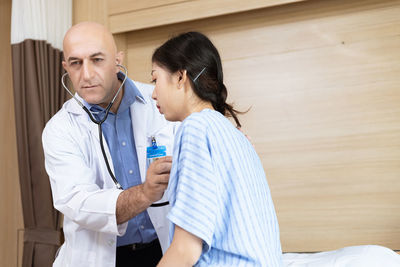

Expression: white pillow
xmin=283 ymin=245 xmax=400 ymax=267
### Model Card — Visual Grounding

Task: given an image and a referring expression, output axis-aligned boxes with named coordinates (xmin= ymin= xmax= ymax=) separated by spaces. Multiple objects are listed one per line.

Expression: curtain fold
xmin=11 ymin=1 xmax=71 ymax=266
xmin=12 ymin=38 xmax=67 ymax=267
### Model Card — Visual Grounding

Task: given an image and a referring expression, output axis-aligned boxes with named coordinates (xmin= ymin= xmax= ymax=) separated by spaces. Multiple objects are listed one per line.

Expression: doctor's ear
xmin=62 ymin=61 xmax=68 ymax=70
xmin=115 ymin=51 xmax=124 ymax=68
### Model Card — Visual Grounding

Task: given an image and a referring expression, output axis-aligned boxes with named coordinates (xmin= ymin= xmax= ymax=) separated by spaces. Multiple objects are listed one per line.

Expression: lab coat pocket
xmin=146 ymin=126 xmax=173 ymax=207
xmin=146 ymin=126 xmax=174 ymax=168
xmin=147 ymin=124 xmax=175 ymax=155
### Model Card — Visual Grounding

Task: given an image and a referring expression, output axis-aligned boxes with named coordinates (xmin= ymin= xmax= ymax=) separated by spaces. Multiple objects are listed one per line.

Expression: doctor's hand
xmin=143 ymin=156 xmax=172 ymax=203
xmin=116 ymin=156 xmax=172 ymax=224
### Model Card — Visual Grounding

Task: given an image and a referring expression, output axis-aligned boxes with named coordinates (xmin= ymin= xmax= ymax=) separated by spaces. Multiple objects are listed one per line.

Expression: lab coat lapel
xmin=88 ymin=119 xmax=100 ymax=141
xmin=64 ymin=93 xmax=115 ymax=182
xmin=84 ymin=112 xmax=115 ymax=176
xmin=130 ymin=101 xmax=147 ymax=183
xmin=65 ymin=93 xmax=102 ymax=144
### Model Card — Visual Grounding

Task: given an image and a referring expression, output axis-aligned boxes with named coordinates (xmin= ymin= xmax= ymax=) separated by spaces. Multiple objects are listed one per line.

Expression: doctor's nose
xmin=82 ymin=61 xmax=95 ymax=81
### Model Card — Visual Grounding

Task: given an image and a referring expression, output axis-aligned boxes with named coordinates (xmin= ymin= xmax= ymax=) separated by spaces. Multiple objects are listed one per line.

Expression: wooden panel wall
xmin=72 ymin=0 xmax=400 ymax=253
xmin=124 ymin=0 xmax=400 ymax=252
xmin=0 ymin=0 xmax=24 ymax=266
xmin=73 ymin=0 xmax=107 ymax=25
xmin=107 ymin=0 xmax=305 ymax=33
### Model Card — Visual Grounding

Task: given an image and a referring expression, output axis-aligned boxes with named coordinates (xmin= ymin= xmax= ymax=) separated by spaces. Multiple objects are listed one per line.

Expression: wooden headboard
xmin=75 ymin=0 xmax=400 ymax=253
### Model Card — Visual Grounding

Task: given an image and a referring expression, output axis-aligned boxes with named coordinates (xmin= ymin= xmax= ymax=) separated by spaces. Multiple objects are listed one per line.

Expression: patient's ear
xmin=177 ymin=70 xmax=188 ymax=89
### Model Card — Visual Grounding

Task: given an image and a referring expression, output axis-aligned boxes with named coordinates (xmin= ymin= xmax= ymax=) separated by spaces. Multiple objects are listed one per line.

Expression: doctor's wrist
xmin=138 ymin=183 xmax=154 ymax=207
xmin=116 ymin=184 xmax=153 ymax=224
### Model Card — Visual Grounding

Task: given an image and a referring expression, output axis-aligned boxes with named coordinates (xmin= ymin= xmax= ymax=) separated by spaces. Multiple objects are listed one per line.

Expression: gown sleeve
xmin=167 ymin=118 xmax=218 ymax=252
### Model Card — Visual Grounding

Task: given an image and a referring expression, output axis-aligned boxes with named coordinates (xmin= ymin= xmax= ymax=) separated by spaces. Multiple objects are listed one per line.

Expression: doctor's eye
xmin=70 ymin=61 xmax=81 ymax=66
xmin=151 ymin=79 xmax=157 ymax=84
xmin=93 ymin=58 xmax=104 ymax=63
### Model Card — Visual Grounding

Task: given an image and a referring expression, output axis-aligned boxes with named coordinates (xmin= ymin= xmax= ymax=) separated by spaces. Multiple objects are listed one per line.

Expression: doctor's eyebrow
xmin=67 ymin=52 xmax=106 ymax=63
xmin=67 ymin=56 xmax=81 ymax=63
xmin=89 ymin=52 xmax=105 ymax=58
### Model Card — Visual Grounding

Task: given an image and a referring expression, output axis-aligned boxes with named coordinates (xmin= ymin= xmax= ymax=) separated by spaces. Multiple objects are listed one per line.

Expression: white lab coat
xmin=42 ymin=80 xmax=177 ymax=267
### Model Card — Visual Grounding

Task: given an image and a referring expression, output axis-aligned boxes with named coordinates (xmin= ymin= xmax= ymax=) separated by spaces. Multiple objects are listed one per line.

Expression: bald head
xmin=63 ymin=22 xmax=118 ymax=59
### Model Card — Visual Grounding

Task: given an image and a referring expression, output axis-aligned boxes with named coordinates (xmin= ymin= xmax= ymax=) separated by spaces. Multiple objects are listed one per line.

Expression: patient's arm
xmin=157 ymin=225 xmax=202 ymax=267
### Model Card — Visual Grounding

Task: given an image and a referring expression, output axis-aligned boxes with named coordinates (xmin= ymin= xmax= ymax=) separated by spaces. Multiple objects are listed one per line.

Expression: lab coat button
xmin=129 ymin=170 xmax=133 ymax=174
xmin=108 ymin=239 xmax=115 ymax=246
xmin=140 ymin=225 xmax=145 ymax=230
xmin=122 ymin=141 xmax=126 ymax=146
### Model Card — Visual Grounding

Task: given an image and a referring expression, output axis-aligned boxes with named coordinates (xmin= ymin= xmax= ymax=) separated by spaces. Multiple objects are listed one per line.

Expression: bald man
xmin=42 ymin=22 xmax=177 ymax=267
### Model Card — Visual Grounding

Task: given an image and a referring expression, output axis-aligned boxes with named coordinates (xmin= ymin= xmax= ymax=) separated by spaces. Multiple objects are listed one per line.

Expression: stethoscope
xmin=61 ymin=64 xmax=168 ymax=207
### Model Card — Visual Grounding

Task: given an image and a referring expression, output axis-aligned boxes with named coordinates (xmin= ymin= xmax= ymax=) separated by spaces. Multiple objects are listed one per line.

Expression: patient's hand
xmin=157 ymin=225 xmax=202 ymax=267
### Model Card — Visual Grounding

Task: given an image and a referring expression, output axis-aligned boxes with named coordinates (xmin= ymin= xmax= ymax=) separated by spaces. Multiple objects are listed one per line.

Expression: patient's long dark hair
xmin=152 ymin=31 xmax=244 ymax=127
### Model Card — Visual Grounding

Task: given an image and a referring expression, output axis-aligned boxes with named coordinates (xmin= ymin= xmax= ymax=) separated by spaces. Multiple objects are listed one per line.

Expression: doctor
xmin=42 ymin=22 xmax=176 ymax=267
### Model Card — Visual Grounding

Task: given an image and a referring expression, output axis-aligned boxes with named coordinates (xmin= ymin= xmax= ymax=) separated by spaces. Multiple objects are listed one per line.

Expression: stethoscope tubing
xmin=62 ymin=65 xmax=127 ymax=190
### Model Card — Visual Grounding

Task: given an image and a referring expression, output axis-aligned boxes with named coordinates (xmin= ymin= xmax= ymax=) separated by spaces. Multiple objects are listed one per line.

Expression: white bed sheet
xmin=283 ymin=245 xmax=400 ymax=267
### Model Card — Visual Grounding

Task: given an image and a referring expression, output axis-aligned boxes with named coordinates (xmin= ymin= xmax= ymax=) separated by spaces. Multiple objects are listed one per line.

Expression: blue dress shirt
xmin=84 ymin=73 xmax=157 ymax=246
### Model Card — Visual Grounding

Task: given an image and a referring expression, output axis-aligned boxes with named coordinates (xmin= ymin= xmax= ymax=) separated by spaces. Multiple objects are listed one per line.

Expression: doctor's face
xmin=62 ymin=23 xmax=122 ymax=107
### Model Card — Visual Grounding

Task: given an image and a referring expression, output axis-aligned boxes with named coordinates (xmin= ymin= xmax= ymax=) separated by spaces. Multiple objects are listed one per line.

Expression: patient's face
xmin=151 ymin=63 xmax=185 ymax=121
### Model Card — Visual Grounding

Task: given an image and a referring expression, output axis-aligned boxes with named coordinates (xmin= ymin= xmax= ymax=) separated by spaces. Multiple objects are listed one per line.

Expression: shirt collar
xmin=82 ymin=71 xmax=144 ymax=114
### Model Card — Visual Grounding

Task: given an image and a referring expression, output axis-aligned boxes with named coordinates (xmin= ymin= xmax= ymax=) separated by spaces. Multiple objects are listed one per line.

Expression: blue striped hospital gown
xmin=167 ymin=109 xmax=283 ymax=267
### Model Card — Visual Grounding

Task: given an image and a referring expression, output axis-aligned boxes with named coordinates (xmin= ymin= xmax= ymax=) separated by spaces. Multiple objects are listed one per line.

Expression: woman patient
xmin=151 ymin=31 xmax=283 ymax=267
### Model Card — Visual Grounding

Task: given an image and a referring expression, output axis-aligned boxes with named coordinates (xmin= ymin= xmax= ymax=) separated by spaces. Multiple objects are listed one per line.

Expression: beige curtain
xmin=11 ymin=1 xmax=71 ymax=265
